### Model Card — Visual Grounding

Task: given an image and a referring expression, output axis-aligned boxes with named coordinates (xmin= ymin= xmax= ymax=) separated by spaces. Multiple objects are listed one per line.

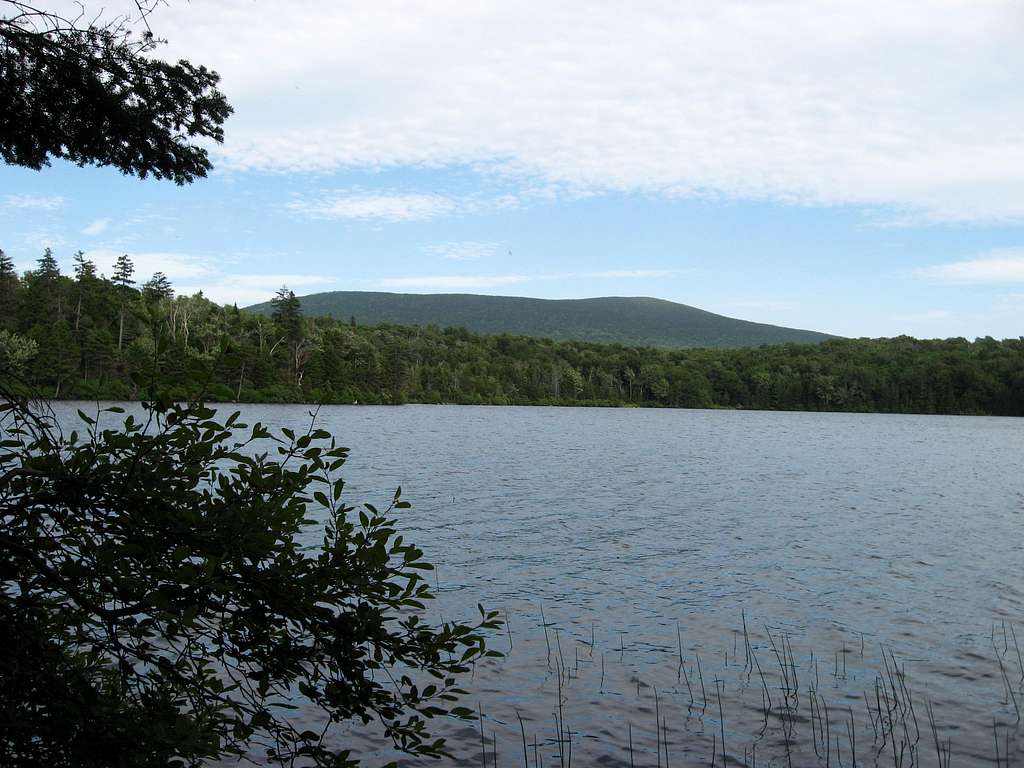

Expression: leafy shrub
xmin=0 ymin=390 xmax=500 ymax=766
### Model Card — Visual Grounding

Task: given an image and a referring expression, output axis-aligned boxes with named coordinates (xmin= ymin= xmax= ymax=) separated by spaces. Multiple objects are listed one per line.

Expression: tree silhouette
xmin=0 ymin=1 xmax=232 ymax=183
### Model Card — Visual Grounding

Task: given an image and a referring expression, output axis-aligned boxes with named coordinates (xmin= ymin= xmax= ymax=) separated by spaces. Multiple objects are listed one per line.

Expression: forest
xmin=247 ymin=290 xmax=834 ymax=348
xmin=1 ymin=248 xmax=1022 ymax=416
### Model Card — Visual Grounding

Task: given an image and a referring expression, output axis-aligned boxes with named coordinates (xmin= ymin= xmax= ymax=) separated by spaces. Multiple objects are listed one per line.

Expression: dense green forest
xmin=1 ymin=249 xmax=1022 ymax=415
xmin=248 ymin=290 xmax=834 ymax=348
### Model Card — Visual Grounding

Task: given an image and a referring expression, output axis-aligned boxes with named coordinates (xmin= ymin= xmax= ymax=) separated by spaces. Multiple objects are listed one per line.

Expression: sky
xmin=2 ymin=0 xmax=1024 ymax=339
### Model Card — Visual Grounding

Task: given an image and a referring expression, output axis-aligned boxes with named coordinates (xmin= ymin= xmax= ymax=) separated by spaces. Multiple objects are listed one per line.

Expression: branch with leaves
xmin=0 ymin=386 xmax=501 ymax=766
xmin=1 ymin=0 xmax=232 ymax=183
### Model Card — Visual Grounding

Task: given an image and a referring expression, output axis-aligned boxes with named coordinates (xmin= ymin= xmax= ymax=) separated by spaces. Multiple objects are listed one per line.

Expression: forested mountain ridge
xmin=1 ymin=249 xmax=1022 ymax=415
xmin=246 ymin=291 xmax=836 ymax=348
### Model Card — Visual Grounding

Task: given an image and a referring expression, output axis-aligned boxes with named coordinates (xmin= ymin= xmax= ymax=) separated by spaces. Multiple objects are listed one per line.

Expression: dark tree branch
xmin=1 ymin=0 xmax=232 ymax=183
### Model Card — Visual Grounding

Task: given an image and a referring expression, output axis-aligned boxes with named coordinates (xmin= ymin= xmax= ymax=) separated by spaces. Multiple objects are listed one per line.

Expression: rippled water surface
xmin=58 ymin=404 xmax=1024 ymax=766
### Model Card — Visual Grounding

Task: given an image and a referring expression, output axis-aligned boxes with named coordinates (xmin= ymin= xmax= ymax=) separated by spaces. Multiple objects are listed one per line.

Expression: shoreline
xmin=35 ymin=396 xmax=1014 ymax=419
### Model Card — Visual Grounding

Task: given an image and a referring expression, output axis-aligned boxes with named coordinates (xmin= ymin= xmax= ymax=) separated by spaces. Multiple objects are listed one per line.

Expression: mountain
xmin=247 ymin=291 xmax=835 ymax=348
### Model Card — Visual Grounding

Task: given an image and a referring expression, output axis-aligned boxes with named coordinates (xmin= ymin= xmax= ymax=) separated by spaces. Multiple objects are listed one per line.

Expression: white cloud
xmin=896 ymin=309 xmax=951 ymax=322
xmin=916 ymin=249 xmax=1024 ymax=284
xmin=79 ymin=248 xmax=333 ymax=304
xmin=6 ymin=194 xmax=64 ymax=210
xmin=83 ymin=249 xmax=213 ymax=281
xmin=21 ymin=230 xmax=67 ymax=252
xmin=724 ymin=299 xmax=797 ymax=314
xmin=378 ymin=274 xmax=529 ymax=291
xmin=81 ymin=218 xmax=112 ymax=236
xmin=287 ymin=193 xmax=458 ymax=222
xmin=197 ymin=274 xmax=335 ymax=305
xmin=135 ymin=0 xmax=1024 ymax=223
xmin=377 ymin=268 xmax=676 ymax=291
xmin=587 ymin=269 xmax=675 ymax=279
xmin=232 ymin=274 xmax=334 ymax=289
xmin=426 ymin=240 xmax=501 ymax=261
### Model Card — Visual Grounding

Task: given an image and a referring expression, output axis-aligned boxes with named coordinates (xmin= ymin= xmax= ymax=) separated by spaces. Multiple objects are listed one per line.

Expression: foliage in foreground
xmin=0 ymin=386 xmax=501 ymax=767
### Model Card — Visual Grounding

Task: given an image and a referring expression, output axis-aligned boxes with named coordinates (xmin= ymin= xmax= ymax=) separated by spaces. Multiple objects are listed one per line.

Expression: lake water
xmin=53 ymin=403 xmax=1024 ymax=766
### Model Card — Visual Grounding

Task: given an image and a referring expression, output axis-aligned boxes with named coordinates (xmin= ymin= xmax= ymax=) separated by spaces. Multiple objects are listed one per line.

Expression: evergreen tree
xmin=71 ymin=251 xmax=97 ymax=282
xmin=35 ymin=247 xmax=60 ymax=280
xmin=111 ymin=255 xmax=135 ymax=352
xmin=142 ymin=272 xmax=174 ymax=301
xmin=23 ymin=248 xmax=64 ymax=325
xmin=271 ymin=287 xmax=310 ymax=387
xmin=80 ymin=327 xmax=115 ymax=385
xmin=0 ymin=250 xmax=19 ymax=330
xmin=271 ymin=286 xmax=303 ymax=343
xmin=71 ymin=251 xmax=99 ymax=332
xmin=29 ymin=319 xmax=78 ymax=397
xmin=112 ymin=254 xmax=135 ymax=288
xmin=1 ymin=4 xmax=232 ymax=183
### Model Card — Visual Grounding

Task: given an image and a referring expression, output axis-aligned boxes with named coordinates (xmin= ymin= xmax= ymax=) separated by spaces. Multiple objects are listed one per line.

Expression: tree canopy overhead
xmin=0 ymin=1 xmax=232 ymax=183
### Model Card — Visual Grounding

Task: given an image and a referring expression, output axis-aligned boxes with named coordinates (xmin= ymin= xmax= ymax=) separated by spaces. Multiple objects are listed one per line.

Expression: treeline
xmin=1 ymin=249 xmax=1022 ymax=415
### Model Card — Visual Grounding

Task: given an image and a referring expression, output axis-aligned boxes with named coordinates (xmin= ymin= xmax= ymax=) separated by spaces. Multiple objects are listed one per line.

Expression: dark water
xmin=55 ymin=403 xmax=1024 ymax=766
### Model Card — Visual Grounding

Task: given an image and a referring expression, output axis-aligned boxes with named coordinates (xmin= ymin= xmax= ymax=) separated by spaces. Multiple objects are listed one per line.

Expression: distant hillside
xmin=247 ymin=292 xmax=834 ymax=348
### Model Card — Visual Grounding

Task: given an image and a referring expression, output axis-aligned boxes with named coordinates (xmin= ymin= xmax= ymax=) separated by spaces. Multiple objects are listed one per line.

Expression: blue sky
xmin=2 ymin=1 xmax=1023 ymax=339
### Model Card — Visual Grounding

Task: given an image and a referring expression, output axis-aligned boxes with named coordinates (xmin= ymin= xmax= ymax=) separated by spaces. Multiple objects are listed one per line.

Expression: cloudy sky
xmin=2 ymin=0 xmax=1024 ymax=338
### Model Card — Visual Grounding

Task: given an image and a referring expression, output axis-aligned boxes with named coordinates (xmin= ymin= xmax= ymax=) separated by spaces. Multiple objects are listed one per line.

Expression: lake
xmin=52 ymin=403 xmax=1024 ymax=766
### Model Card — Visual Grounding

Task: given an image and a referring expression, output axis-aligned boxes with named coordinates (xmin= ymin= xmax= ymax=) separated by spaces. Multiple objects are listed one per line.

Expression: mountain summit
xmin=247 ymin=291 xmax=834 ymax=348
